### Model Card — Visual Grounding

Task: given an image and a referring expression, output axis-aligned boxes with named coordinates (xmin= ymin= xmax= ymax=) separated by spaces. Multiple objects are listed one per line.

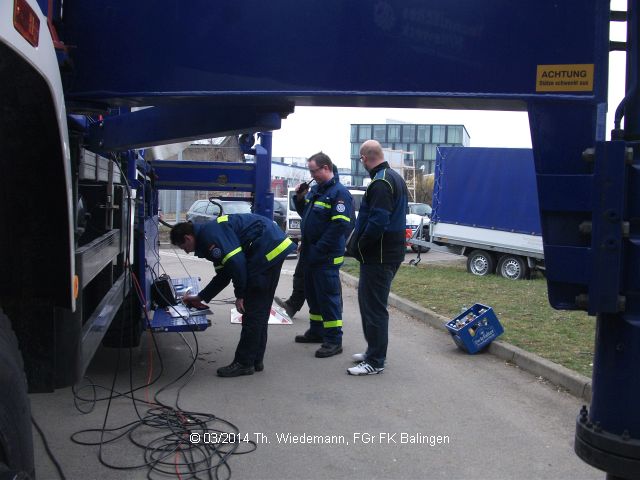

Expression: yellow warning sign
xmin=536 ymin=64 xmax=594 ymax=92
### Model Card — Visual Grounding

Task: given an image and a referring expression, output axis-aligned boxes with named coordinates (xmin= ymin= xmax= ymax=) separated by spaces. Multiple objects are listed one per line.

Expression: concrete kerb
xmin=339 ymin=270 xmax=592 ymax=403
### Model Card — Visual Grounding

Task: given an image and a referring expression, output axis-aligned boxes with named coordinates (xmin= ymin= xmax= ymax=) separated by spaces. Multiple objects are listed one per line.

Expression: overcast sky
xmin=272 ymin=0 xmax=628 ymax=168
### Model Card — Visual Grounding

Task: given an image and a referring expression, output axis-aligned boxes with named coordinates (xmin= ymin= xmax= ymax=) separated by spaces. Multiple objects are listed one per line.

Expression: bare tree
xmin=415 ymin=173 xmax=435 ymax=205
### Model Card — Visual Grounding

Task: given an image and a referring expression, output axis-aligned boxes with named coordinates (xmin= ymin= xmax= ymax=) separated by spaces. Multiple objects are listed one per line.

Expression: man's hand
xmin=183 ymin=294 xmax=207 ymax=309
xmin=235 ymin=298 xmax=245 ymax=314
xmin=295 ymin=182 xmax=309 ymax=201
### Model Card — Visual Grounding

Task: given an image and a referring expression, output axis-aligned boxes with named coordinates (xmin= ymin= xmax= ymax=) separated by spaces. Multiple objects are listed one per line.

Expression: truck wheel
xmin=0 ymin=309 xmax=35 ymax=478
xmin=466 ymin=250 xmax=495 ymax=276
xmin=497 ymin=255 xmax=530 ymax=280
xmin=411 ymin=244 xmax=430 ymax=253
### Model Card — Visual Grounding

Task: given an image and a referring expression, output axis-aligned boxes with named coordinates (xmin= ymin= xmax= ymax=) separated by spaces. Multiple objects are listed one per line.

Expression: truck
xmin=0 ymin=1 xmax=636 ymax=479
xmin=428 ymin=147 xmax=544 ymax=280
xmin=1 ymin=2 xmax=280 ymax=476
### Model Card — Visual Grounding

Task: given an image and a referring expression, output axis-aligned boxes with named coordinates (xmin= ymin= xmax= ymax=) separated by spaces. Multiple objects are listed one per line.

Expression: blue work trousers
xmin=304 ymin=266 xmax=343 ymax=345
xmin=358 ymin=263 xmax=400 ymax=368
xmin=233 ymin=260 xmax=284 ymax=366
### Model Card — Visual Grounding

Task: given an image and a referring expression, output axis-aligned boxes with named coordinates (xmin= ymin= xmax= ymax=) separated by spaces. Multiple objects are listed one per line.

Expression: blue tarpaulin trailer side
xmin=432 ymin=147 xmax=542 ymax=236
xmin=426 ymin=147 xmax=544 ymax=280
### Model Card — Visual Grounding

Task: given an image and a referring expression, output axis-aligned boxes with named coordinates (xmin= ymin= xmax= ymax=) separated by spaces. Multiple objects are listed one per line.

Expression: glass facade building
xmin=350 ymin=123 xmax=470 ymax=186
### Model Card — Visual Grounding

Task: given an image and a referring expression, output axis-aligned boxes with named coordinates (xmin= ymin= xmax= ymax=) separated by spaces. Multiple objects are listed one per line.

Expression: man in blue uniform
xmin=294 ymin=153 xmax=353 ymax=358
xmin=347 ymin=140 xmax=408 ymax=375
xmin=170 ymin=213 xmax=295 ymax=377
xmin=275 ymin=165 xmax=344 ymax=318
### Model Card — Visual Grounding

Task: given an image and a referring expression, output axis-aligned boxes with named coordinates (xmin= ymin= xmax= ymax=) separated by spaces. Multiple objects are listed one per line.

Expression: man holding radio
xmin=293 ymin=152 xmax=353 ymax=358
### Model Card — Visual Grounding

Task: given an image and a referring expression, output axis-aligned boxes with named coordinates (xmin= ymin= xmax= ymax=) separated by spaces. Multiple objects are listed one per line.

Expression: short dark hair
xmin=308 ymin=152 xmax=333 ymax=170
xmin=170 ymin=222 xmax=194 ymax=246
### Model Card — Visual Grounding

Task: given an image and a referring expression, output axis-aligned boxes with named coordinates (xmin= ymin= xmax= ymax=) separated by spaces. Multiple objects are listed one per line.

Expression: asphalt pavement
xmin=29 ymin=250 xmax=600 ymax=480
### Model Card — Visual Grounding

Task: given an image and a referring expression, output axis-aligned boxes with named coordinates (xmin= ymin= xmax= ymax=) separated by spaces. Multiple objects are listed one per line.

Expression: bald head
xmin=359 ymin=140 xmax=385 ymax=172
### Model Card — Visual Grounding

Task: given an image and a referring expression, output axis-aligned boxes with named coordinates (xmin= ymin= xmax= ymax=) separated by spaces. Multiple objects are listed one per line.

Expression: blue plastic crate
xmin=445 ymin=303 xmax=504 ymax=354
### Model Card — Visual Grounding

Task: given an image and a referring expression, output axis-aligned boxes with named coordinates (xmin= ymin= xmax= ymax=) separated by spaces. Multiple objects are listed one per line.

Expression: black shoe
xmin=283 ymin=302 xmax=297 ymax=318
xmin=217 ymin=362 xmax=254 ymax=377
xmin=254 ymin=362 xmax=264 ymax=372
xmin=295 ymin=331 xmax=324 ymax=343
xmin=275 ymin=296 xmax=297 ymax=318
xmin=274 ymin=296 xmax=287 ymax=309
xmin=315 ymin=343 xmax=343 ymax=358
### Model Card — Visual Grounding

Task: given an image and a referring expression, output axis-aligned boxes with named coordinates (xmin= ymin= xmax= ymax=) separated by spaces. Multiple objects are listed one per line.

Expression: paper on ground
xmin=230 ymin=303 xmax=293 ymax=325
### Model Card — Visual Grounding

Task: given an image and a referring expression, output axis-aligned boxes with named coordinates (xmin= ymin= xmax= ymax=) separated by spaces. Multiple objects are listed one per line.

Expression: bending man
xmin=171 ymin=213 xmax=295 ymax=377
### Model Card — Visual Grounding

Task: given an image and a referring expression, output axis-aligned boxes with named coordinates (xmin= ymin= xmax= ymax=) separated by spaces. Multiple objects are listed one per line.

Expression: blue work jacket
xmin=294 ymin=177 xmax=353 ymax=268
xmin=193 ymin=213 xmax=295 ymax=301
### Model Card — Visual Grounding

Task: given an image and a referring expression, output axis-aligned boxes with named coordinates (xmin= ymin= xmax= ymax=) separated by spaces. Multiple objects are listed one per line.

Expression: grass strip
xmin=342 ymin=259 xmax=595 ymax=377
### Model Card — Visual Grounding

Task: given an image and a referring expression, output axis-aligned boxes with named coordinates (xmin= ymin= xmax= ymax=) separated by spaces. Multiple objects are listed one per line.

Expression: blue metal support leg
xmin=253 ymin=132 xmax=274 ymax=219
xmin=574 ymin=3 xmax=640 ymax=478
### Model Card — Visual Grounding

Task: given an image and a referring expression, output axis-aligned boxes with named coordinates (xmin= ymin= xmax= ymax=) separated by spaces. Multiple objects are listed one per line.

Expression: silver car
xmin=185 ymin=199 xmax=252 ymax=223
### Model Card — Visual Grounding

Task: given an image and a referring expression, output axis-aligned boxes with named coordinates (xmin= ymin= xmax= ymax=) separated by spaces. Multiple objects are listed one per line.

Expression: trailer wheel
xmin=497 ymin=255 xmax=530 ymax=280
xmin=0 ymin=309 xmax=35 ymax=478
xmin=466 ymin=250 xmax=495 ymax=276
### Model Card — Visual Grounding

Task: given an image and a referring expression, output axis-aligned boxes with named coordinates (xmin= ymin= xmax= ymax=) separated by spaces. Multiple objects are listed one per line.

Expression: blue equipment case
xmin=446 ymin=304 xmax=504 ymax=354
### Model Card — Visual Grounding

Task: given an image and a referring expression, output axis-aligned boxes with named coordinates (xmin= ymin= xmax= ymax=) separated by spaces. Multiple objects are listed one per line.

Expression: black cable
xmin=143 ymin=208 xmax=167 ymax=277
xmin=71 ymin=271 xmax=166 ymax=406
xmin=32 ymin=416 xmax=66 ymax=480
xmin=159 ymin=218 xmax=174 ymax=229
xmin=71 ymin=158 xmax=166 ymax=406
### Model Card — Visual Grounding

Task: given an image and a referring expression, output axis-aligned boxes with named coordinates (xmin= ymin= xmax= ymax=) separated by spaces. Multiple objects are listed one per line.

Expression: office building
xmin=350 ymin=122 xmax=470 ymax=186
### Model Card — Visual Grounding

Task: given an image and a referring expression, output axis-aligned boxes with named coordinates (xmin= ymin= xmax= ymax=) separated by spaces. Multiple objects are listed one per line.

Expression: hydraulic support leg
xmin=574 ymin=3 xmax=640 ymax=478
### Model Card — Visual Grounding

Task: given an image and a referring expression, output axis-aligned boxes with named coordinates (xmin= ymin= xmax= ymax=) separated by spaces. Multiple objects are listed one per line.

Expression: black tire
xmin=466 ymin=250 xmax=495 ymax=276
xmin=497 ymin=255 xmax=530 ymax=280
xmin=410 ymin=244 xmax=430 ymax=253
xmin=0 ymin=309 xmax=35 ymax=478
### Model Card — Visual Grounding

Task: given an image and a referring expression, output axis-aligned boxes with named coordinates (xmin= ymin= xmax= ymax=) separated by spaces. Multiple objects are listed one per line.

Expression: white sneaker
xmin=347 ymin=361 xmax=384 ymax=376
xmin=351 ymin=352 xmax=366 ymax=363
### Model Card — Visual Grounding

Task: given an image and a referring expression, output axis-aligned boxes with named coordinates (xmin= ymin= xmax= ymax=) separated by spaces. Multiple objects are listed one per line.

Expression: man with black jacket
xmin=347 ymin=140 xmax=409 ymax=375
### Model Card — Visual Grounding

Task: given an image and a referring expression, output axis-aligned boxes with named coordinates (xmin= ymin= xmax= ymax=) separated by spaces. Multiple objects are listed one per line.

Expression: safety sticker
xmin=536 ymin=64 xmax=594 ymax=92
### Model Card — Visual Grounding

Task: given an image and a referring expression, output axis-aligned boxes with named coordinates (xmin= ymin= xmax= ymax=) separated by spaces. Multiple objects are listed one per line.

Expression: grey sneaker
xmin=347 ymin=361 xmax=384 ymax=376
xmin=351 ymin=353 xmax=366 ymax=363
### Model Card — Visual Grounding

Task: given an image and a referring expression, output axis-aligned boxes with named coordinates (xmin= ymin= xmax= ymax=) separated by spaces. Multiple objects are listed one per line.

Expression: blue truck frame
xmin=1 ymin=0 xmax=638 ymax=478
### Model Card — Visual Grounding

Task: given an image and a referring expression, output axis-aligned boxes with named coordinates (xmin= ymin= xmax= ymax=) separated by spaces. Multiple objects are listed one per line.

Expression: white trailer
xmin=408 ymin=147 xmax=544 ymax=280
